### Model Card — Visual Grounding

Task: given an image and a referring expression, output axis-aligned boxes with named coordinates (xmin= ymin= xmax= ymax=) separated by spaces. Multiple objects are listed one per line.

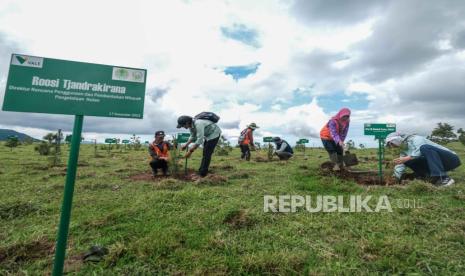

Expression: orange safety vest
xmin=150 ymin=141 xmax=170 ymax=159
xmin=320 ymin=120 xmax=340 ymax=141
xmin=242 ymin=129 xmax=253 ymax=145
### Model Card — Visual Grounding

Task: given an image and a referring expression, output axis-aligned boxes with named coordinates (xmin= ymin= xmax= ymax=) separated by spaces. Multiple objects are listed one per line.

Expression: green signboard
xmin=105 ymin=138 xmax=117 ymax=143
xmin=1 ymin=54 xmax=147 ymax=275
xmin=177 ymin=133 xmax=190 ymax=143
xmin=263 ymin=136 xmax=273 ymax=142
xmin=2 ymin=54 xmax=146 ymax=118
xmin=122 ymin=140 xmax=130 ymax=144
xmin=364 ymin=123 xmax=396 ymax=139
xmin=299 ymin=138 xmax=309 ymax=143
xmin=65 ymin=135 xmax=83 ymax=142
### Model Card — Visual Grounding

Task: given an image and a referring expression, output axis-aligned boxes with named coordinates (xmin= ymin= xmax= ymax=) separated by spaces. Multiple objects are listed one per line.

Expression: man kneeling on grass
xmin=273 ymin=137 xmax=294 ymax=160
xmin=149 ymin=131 xmax=171 ymax=177
xmin=386 ymin=132 xmax=461 ymax=187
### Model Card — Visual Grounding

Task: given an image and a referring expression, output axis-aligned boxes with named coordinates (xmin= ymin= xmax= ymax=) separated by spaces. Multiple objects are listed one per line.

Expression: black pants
xmin=404 ymin=145 xmax=461 ymax=178
xmin=199 ymin=136 xmax=220 ymax=177
xmin=321 ymin=139 xmax=343 ymax=155
xmin=276 ymin=151 xmax=293 ymax=160
xmin=240 ymin=144 xmax=251 ymax=161
xmin=150 ymin=159 xmax=168 ymax=175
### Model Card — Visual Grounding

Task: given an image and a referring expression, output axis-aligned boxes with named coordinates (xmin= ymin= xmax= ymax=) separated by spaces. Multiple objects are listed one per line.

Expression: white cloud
xmin=0 ymin=0 xmax=464 ymax=148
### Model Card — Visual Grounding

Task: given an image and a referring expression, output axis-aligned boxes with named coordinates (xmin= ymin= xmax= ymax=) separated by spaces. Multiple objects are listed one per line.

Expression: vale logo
xmin=11 ymin=54 xmax=43 ymax=68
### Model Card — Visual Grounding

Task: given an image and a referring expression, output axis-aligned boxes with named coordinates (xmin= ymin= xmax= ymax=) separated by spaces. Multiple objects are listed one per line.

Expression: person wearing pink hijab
xmin=320 ymin=108 xmax=351 ymax=170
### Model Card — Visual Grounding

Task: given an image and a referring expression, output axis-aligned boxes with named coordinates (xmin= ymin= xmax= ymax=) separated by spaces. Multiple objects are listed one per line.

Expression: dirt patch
xmin=453 ymin=194 xmax=465 ymax=201
xmin=78 ymin=161 xmax=90 ymax=167
xmin=254 ymin=156 xmax=278 ymax=162
xmin=319 ymin=162 xmax=416 ymax=185
xmin=223 ymin=209 xmax=255 ymax=229
xmin=0 ymin=202 xmax=41 ymax=220
xmin=321 ymin=169 xmax=395 ymax=185
xmin=80 ymin=183 xmax=113 ymax=191
xmin=154 ymin=178 xmax=185 ymax=190
xmin=195 ymin=174 xmax=229 ymax=186
xmin=77 ymin=172 xmax=97 ymax=179
xmin=229 ymin=172 xmax=250 ymax=179
xmin=129 ymin=169 xmax=198 ymax=182
xmin=320 ymin=161 xmax=334 ymax=170
xmin=217 ymin=164 xmax=235 ymax=170
xmin=48 ymin=171 xmax=67 ymax=177
xmin=254 ymin=156 xmax=269 ymax=162
xmin=0 ymin=238 xmax=54 ymax=267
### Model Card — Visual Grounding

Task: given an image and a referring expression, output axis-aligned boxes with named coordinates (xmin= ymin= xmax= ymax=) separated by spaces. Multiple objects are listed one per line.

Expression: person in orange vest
xmin=238 ymin=123 xmax=259 ymax=161
xmin=149 ymin=130 xmax=171 ymax=176
xmin=320 ymin=108 xmax=351 ymax=170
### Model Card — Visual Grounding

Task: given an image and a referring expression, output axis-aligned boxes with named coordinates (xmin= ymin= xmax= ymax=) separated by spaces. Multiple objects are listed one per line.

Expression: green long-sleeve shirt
xmin=189 ymin=119 xmax=222 ymax=146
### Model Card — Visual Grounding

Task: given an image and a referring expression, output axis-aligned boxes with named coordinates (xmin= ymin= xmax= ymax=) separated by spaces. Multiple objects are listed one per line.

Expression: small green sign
xmin=364 ymin=123 xmax=396 ymax=139
xmin=177 ymin=133 xmax=190 ymax=143
xmin=105 ymin=138 xmax=116 ymax=143
xmin=364 ymin=123 xmax=396 ymax=183
xmin=263 ymin=137 xmax=273 ymax=142
xmin=65 ymin=135 xmax=83 ymax=142
xmin=2 ymin=54 xmax=146 ymax=118
xmin=122 ymin=140 xmax=130 ymax=144
xmin=299 ymin=138 xmax=309 ymax=143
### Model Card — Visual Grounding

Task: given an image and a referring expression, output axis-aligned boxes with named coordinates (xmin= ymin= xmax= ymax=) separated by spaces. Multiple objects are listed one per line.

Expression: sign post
xmin=53 ymin=115 xmax=83 ymax=275
xmin=177 ymin=133 xmax=190 ymax=175
xmin=122 ymin=139 xmax=130 ymax=150
xmin=364 ymin=123 xmax=396 ymax=183
xmin=298 ymin=138 xmax=309 ymax=156
xmin=2 ymin=54 xmax=146 ymax=276
xmin=105 ymin=138 xmax=116 ymax=154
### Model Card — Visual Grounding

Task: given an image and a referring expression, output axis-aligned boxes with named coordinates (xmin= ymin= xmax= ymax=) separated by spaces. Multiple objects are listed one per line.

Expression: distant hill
xmin=0 ymin=129 xmax=40 ymax=141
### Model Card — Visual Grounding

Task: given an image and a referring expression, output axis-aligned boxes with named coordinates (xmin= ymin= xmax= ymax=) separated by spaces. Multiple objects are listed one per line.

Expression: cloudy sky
xmin=1 ymin=0 xmax=464 ymax=147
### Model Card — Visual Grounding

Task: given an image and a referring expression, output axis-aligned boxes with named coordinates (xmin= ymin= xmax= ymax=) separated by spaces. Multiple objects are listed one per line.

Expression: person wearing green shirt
xmin=177 ymin=115 xmax=222 ymax=177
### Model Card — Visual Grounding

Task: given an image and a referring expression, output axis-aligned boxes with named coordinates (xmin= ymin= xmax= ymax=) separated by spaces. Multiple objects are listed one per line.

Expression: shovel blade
xmin=343 ymin=151 xmax=359 ymax=167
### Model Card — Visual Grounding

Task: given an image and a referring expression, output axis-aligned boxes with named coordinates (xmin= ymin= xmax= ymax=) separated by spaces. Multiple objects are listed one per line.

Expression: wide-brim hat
xmin=248 ymin=123 xmax=259 ymax=129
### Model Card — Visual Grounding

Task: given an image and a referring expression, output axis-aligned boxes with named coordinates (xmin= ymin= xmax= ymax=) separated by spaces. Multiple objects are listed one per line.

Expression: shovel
xmin=343 ymin=151 xmax=359 ymax=167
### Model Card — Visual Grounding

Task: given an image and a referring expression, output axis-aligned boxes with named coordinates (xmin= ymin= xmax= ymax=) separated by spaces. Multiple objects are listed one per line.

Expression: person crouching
xmin=273 ymin=137 xmax=294 ymax=160
xmin=386 ymin=132 xmax=461 ymax=187
xmin=149 ymin=131 xmax=171 ymax=176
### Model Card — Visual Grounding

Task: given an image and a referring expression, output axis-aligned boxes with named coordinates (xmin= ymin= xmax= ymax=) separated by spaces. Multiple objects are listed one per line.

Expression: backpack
xmin=194 ymin=112 xmax=220 ymax=123
xmin=238 ymin=128 xmax=248 ymax=144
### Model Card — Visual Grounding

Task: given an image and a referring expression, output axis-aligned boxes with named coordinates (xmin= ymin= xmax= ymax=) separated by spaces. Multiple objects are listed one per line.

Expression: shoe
xmin=435 ymin=177 xmax=455 ymax=187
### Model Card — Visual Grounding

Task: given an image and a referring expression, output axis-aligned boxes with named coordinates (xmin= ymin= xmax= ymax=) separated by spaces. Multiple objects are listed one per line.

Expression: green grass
xmin=1 ymin=143 xmax=464 ymax=275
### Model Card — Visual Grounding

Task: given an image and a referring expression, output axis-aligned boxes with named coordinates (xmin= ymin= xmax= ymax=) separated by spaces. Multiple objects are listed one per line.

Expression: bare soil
xmin=319 ymin=162 xmax=414 ymax=185
xmin=223 ymin=209 xmax=255 ymax=229
xmin=129 ymin=169 xmax=198 ymax=182
xmin=0 ymin=238 xmax=54 ymax=266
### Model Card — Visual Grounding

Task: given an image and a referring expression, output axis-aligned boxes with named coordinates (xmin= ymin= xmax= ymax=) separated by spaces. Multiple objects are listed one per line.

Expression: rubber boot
xmin=329 ymin=153 xmax=340 ymax=171
xmin=337 ymin=154 xmax=345 ymax=171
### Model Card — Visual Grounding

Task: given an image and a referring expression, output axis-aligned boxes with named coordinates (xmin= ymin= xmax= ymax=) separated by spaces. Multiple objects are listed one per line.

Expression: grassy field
xmin=1 ymin=142 xmax=464 ymax=275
